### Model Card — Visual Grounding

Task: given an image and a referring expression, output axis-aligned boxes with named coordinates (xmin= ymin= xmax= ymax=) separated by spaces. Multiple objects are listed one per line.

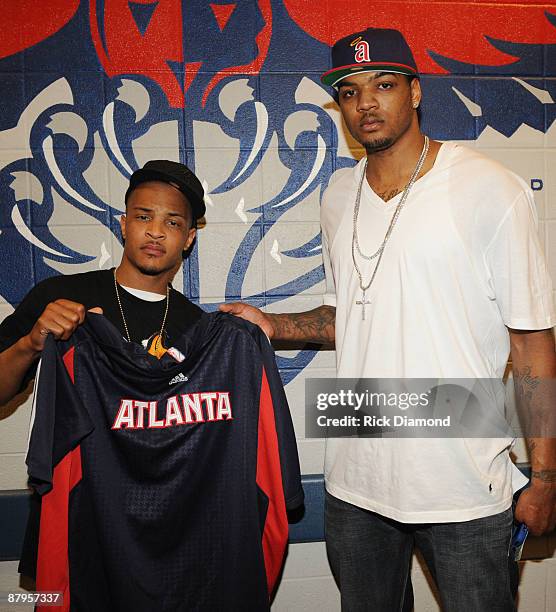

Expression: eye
xmin=340 ymin=88 xmax=356 ymax=99
xmin=377 ymin=81 xmax=394 ymax=90
xmin=137 ymin=214 xmax=151 ymax=221
xmin=167 ymin=219 xmax=181 ymax=228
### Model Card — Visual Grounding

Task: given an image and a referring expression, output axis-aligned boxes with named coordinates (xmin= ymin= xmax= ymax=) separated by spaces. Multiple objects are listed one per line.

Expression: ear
xmin=410 ymin=78 xmax=422 ymax=109
xmin=183 ymin=227 xmax=196 ymax=253
xmin=119 ymin=214 xmax=127 ymax=241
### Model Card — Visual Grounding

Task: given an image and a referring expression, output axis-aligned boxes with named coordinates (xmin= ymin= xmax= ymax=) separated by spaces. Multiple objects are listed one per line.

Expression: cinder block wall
xmin=1 ymin=1 xmax=556 ymax=609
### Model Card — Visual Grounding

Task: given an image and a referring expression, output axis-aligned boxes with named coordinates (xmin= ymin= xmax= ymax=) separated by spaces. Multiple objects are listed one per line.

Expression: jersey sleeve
xmin=26 ymin=335 xmax=93 ymax=495
xmin=26 ymin=335 xmax=94 ymax=610
xmin=255 ymin=328 xmax=304 ymax=511
xmin=251 ymin=326 xmax=303 ymax=594
xmin=483 ymin=190 xmax=556 ymax=330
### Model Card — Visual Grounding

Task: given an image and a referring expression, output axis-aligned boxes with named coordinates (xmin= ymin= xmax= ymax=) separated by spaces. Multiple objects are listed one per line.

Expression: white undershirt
xmin=120 ymin=285 xmax=166 ymax=302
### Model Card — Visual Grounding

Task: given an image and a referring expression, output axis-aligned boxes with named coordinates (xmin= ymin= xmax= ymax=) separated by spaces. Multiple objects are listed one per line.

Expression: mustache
xmin=359 ymin=114 xmax=382 ymax=123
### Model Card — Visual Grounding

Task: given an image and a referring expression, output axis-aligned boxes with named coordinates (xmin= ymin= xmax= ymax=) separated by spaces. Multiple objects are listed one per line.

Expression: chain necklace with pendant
xmin=351 ymin=135 xmax=430 ymax=321
xmin=113 ymin=268 xmax=170 ymax=353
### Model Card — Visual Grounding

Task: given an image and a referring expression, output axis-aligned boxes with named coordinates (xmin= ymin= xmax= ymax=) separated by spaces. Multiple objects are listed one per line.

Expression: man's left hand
xmin=514 ymin=483 xmax=556 ymax=536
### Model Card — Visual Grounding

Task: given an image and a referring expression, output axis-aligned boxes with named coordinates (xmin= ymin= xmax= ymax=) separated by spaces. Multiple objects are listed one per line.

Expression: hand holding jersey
xmin=219 ymin=301 xmax=277 ymax=339
xmin=0 ymin=301 xmax=102 ymax=405
xmin=219 ymin=302 xmax=336 ymax=345
xmin=29 ymin=300 xmax=103 ymax=349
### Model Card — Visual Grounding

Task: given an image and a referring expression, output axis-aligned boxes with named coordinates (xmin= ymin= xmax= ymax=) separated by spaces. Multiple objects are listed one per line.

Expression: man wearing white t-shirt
xmin=221 ymin=28 xmax=556 ymax=610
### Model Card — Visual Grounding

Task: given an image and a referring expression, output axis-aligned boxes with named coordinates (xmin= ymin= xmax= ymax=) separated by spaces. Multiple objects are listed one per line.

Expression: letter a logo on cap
xmin=351 ymin=36 xmax=370 ymax=63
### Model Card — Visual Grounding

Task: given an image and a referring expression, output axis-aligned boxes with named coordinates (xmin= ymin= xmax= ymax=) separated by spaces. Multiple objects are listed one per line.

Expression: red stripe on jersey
xmin=62 ymin=346 xmax=75 ymax=382
xmin=256 ymin=367 xmax=288 ymax=595
xmin=36 ymin=447 xmax=82 ymax=612
xmin=37 ymin=347 xmax=81 ymax=612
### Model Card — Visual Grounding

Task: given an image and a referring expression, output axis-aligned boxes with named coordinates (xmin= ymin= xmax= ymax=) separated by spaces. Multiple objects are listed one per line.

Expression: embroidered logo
xmin=351 ymin=36 xmax=370 ymax=63
xmin=169 ymin=373 xmax=188 ymax=385
xmin=111 ymin=392 xmax=233 ymax=429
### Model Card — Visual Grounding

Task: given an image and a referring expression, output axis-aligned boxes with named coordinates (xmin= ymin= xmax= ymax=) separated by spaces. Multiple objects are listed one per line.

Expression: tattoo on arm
xmin=513 ymin=366 xmax=542 ymax=432
xmin=515 ymin=366 xmax=556 ymax=482
xmin=526 ymin=439 xmax=537 ymax=453
xmin=270 ymin=306 xmax=335 ymax=344
xmin=531 ymin=469 xmax=556 ymax=484
xmin=513 ymin=366 xmax=540 ymax=405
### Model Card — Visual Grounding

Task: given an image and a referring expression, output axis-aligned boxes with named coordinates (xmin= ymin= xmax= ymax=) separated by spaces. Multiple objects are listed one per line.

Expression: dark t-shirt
xmin=0 ymin=268 xmax=204 ymax=386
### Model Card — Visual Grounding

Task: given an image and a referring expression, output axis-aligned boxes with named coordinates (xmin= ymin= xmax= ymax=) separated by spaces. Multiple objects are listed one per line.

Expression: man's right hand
xmin=0 ymin=301 xmax=103 ymax=405
xmin=26 ymin=300 xmax=103 ymax=354
xmin=219 ymin=302 xmax=275 ymax=339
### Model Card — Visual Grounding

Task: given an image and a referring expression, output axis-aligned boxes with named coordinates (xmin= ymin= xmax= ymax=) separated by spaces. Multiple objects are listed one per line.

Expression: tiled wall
xmin=1 ymin=1 xmax=555 ymax=609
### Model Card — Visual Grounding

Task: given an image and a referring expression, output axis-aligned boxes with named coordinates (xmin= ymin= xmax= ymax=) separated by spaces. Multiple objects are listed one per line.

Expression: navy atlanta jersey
xmin=26 ymin=312 xmax=303 ymax=612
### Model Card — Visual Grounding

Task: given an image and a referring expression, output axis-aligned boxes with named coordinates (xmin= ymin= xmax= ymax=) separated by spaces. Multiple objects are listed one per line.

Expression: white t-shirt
xmin=320 ymin=142 xmax=555 ymax=523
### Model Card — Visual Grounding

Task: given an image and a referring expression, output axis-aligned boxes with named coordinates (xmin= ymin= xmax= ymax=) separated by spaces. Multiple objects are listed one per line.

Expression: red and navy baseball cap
xmin=126 ymin=160 xmax=206 ymax=221
xmin=321 ymin=28 xmax=419 ymax=88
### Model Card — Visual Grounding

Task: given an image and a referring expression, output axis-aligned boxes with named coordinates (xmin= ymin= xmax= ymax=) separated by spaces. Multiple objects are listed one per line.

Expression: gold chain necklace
xmin=113 ymin=268 xmax=170 ymax=349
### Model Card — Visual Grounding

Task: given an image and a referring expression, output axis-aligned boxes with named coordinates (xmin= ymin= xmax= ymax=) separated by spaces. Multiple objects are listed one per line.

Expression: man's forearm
xmin=267 ymin=305 xmax=335 ymax=344
xmin=0 ymin=336 xmax=40 ymax=405
xmin=510 ymin=329 xmax=556 ymax=485
xmin=526 ymin=438 xmax=556 ymax=483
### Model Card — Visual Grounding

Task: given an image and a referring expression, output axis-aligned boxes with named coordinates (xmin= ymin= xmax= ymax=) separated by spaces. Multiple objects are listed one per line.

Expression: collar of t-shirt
xmin=361 ymin=141 xmax=449 ymax=207
xmin=120 ymin=284 xmax=166 ymax=302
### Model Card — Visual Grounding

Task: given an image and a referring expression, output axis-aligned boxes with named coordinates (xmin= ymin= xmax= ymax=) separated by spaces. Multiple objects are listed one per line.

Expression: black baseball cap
xmin=126 ymin=160 xmax=206 ymax=221
xmin=321 ymin=28 xmax=419 ymax=88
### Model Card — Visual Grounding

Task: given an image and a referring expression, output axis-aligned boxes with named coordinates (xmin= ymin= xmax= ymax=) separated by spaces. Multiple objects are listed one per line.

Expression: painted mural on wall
xmin=0 ymin=0 xmax=555 ymax=383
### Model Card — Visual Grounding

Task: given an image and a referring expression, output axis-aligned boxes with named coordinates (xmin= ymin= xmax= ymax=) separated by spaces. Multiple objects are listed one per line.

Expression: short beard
xmin=135 ymin=261 xmax=174 ymax=277
xmin=364 ymin=137 xmax=394 ymax=154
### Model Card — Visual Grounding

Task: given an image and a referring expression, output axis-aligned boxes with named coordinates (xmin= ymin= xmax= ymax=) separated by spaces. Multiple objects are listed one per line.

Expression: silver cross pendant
xmin=356 ymin=290 xmax=371 ymax=321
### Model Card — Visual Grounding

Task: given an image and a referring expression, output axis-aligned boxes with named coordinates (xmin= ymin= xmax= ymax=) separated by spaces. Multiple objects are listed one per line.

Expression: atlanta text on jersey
xmin=111 ymin=392 xmax=233 ymax=430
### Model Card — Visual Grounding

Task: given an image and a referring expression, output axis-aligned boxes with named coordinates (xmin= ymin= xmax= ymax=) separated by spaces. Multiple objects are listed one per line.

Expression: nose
xmin=357 ymin=87 xmax=378 ymax=113
xmin=146 ymin=218 xmax=165 ymax=240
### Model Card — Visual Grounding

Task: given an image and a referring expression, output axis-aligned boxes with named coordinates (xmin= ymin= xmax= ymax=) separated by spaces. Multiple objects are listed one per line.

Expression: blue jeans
xmin=325 ymin=492 xmax=518 ymax=612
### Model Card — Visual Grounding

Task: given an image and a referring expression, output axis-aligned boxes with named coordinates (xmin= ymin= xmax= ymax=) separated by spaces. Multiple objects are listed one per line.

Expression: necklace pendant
xmin=147 ymin=333 xmax=167 ymax=358
xmin=356 ymin=290 xmax=371 ymax=321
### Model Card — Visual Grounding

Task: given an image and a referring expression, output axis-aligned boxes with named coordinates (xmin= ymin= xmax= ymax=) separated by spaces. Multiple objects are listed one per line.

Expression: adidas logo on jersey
xmin=169 ymin=373 xmax=188 ymax=385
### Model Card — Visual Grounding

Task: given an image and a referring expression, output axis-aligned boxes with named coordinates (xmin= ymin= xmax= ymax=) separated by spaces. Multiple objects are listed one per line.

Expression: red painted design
xmin=89 ymin=0 xmax=271 ymax=108
xmin=256 ymin=368 xmax=288 ymax=595
xmin=201 ymin=0 xmax=272 ymax=106
xmin=283 ymin=0 xmax=556 ymax=73
xmin=210 ymin=3 xmax=237 ymax=32
xmin=0 ymin=1 xmax=79 ymax=60
xmin=184 ymin=61 xmax=203 ymax=101
xmin=90 ymin=0 xmax=185 ymax=106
